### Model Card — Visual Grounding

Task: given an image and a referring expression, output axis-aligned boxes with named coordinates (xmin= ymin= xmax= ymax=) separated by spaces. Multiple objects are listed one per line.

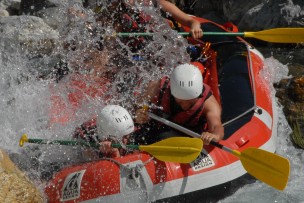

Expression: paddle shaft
xmin=20 ymin=135 xmax=202 ymax=163
xmin=21 ymin=137 xmax=139 ymax=149
xmin=117 ymin=28 xmax=304 ymax=43
xmin=148 ymin=112 xmax=240 ymax=156
xmin=117 ymin=32 xmax=242 ymax=37
xmin=21 ymin=134 xmax=201 ymax=152
xmin=23 ymin=137 xmax=200 ymax=153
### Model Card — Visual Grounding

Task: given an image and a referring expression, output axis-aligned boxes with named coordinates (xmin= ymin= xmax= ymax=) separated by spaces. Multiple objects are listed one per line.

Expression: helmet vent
xmin=115 ymin=118 xmax=122 ymax=123
xmin=188 ymin=81 xmax=193 ymax=87
xmin=123 ymin=115 xmax=129 ymax=120
xmin=179 ymin=81 xmax=184 ymax=87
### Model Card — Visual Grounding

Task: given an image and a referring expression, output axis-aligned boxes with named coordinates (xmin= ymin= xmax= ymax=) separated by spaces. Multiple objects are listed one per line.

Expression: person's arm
xmin=135 ymin=79 xmax=161 ymax=124
xmin=200 ymin=95 xmax=224 ymax=145
xmin=99 ymin=141 xmax=120 ymax=157
xmin=99 ymin=134 xmax=130 ymax=158
xmin=159 ymin=0 xmax=202 ymax=39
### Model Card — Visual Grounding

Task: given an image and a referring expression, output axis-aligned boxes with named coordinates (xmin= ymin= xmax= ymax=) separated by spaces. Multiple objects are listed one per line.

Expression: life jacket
xmin=73 ymin=117 xmax=98 ymax=142
xmin=111 ymin=1 xmax=155 ymax=52
xmin=120 ymin=12 xmax=150 ymax=52
xmin=153 ymin=76 xmax=212 ymax=133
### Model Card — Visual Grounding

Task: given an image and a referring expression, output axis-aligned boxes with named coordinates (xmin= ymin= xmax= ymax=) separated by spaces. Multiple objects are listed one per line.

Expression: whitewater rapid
xmin=0 ymin=3 xmax=303 ymax=202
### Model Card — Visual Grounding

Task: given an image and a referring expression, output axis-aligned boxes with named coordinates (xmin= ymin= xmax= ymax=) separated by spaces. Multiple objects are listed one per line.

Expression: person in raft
xmin=73 ymin=105 xmax=135 ymax=158
xmin=135 ymin=63 xmax=224 ymax=145
xmin=89 ymin=0 xmax=202 ymax=39
xmin=159 ymin=0 xmax=202 ymax=39
xmin=123 ymin=0 xmax=203 ymax=38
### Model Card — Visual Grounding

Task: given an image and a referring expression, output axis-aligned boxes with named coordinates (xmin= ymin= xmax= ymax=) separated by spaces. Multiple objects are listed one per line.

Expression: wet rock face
xmin=192 ymin=0 xmax=304 ymax=30
xmin=275 ymin=76 xmax=304 ymax=113
xmin=0 ymin=15 xmax=59 ymax=77
xmin=275 ymin=76 xmax=304 ymax=148
xmin=288 ymin=76 xmax=304 ymax=102
xmin=238 ymin=0 xmax=304 ymax=30
xmin=0 ymin=149 xmax=44 ymax=203
xmin=19 ymin=0 xmax=72 ymax=15
xmin=222 ymin=0 xmax=264 ymax=23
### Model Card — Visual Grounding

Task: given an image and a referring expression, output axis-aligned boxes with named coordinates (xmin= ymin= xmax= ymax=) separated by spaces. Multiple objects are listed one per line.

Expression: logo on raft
xmin=190 ymin=150 xmax=215 ymax=171
xmin=61 ymin=170 xmax=86 ymax=201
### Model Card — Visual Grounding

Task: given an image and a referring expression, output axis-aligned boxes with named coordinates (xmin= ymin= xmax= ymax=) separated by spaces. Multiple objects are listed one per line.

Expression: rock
xmin=0 ymin=0 xmax=20 ymax=15
xmin=173 ymin=0 xmax=304 ymax=30
xmin=0 ymin=149 xmax=44 ymax=203
xmin=292 ymin=48 xmax=304 ymax=65
xmin=19 ymin=0 xmax=82 ymax=15
xmin=0 ymin=15 xmax=59 ymax=76
xmin=36 ymin=7 xmax=66 ymax=30
xmin=0 ymin=9 xmax=9 ymax=16
xmin=288 ymin=76 xmax=304 ymax=102
xmin=20 ymin=0 xmax=64 ymax=15
xmin=0 ymin=15 xmax=58 ymax=52
xmin=275 ymin=76 xmax=304 ymax=113
xmin=275 ymin=76 xmax=304 ymax=149
xmin=238 ymin=0 xmax=304 ymax=30
xmin=192 ymin=0 xmax=226 ymax=24
xmin=7 ymin=0 xmax=21 ymax=15
xmin=222 ymin=0 xmax=264 ymax=24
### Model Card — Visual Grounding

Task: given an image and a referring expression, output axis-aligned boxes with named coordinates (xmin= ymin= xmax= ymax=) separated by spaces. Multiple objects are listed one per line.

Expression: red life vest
xmin=116 ymin=3 xmax=154 ymax=52
xmin=153 ymin=76 xmax=212 ymax=131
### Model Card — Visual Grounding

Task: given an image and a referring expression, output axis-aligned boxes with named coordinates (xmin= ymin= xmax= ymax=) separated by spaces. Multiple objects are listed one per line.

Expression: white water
xmin=0 ymin=3 xmax=304 ymax=203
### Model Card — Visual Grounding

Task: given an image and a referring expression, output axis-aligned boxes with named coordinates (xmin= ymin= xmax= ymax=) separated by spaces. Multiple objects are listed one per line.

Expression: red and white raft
xmin=45 ymin=17 xmax=277 ymax=203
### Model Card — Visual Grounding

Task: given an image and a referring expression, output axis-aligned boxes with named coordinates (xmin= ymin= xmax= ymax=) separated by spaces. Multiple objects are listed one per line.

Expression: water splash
xmin=0 ymin=1 xmax=191 ymax=182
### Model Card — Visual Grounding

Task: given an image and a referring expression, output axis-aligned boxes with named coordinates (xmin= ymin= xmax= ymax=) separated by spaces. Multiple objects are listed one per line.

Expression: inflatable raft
xmin=45 ymin=17 xmax=278 ymax=202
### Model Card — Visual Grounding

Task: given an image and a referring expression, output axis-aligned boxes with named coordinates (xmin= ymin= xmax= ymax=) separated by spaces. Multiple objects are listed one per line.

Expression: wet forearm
xmin=159 ymin=0 xmax=193 ymax=27
xmin=210 ymin=125 xmax=224 ymax=142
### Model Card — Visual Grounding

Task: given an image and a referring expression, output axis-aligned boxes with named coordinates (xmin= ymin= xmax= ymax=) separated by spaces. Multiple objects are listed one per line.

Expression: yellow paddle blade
xmin=237 ymin=148 xmax=290 ymax=190
xmin=139 ymin=137 xmax=203 ymax=163
xmin=244 ymin=28 xmax=304 ymax=43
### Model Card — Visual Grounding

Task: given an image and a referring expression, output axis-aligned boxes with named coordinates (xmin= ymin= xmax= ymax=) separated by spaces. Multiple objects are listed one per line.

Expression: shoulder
xmin=204 ymin=95 xmax=221 ymax=113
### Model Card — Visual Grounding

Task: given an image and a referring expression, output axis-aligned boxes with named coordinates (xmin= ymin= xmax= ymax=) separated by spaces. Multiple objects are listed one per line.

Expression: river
xmin=0 ymin=2 xmax=304 ymax=203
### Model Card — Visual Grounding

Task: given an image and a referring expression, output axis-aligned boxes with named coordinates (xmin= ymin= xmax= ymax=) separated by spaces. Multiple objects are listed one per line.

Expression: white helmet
xmin=170 ymin=64 xmax=203 ymax=100
xmin=97 ymin=105 xmax=134 ymax=139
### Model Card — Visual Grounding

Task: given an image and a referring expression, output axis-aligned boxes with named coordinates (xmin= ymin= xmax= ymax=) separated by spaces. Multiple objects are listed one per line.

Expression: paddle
xmin=116 ymin=28 xmax=304 ymax=43
xmin=19 ymin=134 xmax=100 ymax=148
xmin=147 ymin=112 xmax=290 ymax=190
xmin=19 ymin=134 xmax=202 ymax=163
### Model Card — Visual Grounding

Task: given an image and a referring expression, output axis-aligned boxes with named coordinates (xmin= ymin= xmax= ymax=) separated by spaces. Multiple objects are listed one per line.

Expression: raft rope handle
xmin=130 ymin=167 xmax=141 ymax=188
xmin=134 ymin=160 xmax=154 ymax=202
xmin=98 ymin=158 xmax=151 ymax=201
